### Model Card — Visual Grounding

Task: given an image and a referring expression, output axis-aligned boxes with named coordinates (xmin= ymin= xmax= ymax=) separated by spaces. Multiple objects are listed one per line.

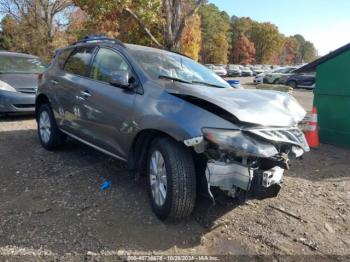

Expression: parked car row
xmin=278 ymin=72 xmax=316 ymax=89
xmin=206 ymin=64 xmax=287 ymax=77
xmin=253 ymin=66 xmax=316 ymax=89
xmin=205 ymin=64 xmax=227 ymax=77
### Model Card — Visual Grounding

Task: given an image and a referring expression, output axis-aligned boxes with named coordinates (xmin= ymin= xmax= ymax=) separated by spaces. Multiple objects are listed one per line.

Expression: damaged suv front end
xmin=177 ymin=87 xmax=310 ymax=201
xmin=198 ymin=126 xmax=309 ymax=200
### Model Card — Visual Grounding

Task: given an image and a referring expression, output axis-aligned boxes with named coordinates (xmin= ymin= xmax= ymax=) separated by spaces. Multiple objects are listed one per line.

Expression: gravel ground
xmin=0 ymin=86 xmax=349 ymax=261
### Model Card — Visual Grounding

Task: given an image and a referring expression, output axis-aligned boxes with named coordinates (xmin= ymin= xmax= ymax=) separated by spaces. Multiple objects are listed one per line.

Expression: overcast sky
xmin=209 ymin=0 xmax=350 ymax=56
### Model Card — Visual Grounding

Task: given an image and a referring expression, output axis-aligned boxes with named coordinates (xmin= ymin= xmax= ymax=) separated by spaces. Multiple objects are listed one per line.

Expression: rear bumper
xmin=0 ymin=91 xmax=35 ymax=113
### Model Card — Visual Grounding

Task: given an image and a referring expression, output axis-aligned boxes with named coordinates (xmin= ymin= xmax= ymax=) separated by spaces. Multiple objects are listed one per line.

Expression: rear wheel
xmin=287 ymin=80 xmax=297 ymax=89
xmin=37 ymin=104 xmax=66 ymax=150
xmin=147 ymin=137 xmax=196 ymax=221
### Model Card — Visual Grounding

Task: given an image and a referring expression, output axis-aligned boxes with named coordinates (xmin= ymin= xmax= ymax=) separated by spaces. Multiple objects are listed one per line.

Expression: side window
xmin=57 ymin=49 xmax=73 ymax=69
xmin=64 ymin=46 xmax=95 ymax=77
xmin=91 ymin=48 xmax=130 ymax=83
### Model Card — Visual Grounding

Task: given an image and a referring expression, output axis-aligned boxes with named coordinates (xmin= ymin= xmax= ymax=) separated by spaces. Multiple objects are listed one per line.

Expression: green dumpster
xmin=314 ymin=49 xmax=350 ymax=146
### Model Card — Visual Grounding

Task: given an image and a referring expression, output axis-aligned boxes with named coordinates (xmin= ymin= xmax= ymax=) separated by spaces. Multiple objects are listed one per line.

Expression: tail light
xmin=38 ymin=73 xmax=43 ymax=81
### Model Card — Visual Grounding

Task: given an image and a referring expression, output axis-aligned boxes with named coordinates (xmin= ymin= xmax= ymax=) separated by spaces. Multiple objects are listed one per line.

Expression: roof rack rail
xmin=73 ymin=35 xmax=126 ymax=47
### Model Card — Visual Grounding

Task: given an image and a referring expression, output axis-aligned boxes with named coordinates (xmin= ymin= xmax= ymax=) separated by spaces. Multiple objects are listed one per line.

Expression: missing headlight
xmin=202 ymin=128 xmax=278 ymax=158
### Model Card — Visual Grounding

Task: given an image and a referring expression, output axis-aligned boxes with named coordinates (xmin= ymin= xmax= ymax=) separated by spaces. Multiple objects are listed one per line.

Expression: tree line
xmin=0 ymin=0 xmax=318 ymax=64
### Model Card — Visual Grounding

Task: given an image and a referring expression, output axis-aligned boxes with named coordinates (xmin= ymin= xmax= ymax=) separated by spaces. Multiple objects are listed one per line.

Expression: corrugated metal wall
xmin=315 ymin=49 xmax=350 ymax=146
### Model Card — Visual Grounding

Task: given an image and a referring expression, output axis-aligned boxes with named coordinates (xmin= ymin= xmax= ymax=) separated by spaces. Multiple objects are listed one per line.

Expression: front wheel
xmin=147 ymin=137 xmax=196 ymax=221
xmin=287 ymin=80 xmax=297 ymax=89
xmin=37 ymin=104 xmax=66 ymax=150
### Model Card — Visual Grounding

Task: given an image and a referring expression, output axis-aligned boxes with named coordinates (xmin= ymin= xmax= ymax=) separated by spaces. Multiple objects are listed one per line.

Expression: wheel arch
xmin=128 ymin=128 xmax=193 ymax=176
xmin=287 ymin=79 xmax=297 ymax=84
xmin=35 ymin=94 xmax=50 ymax=121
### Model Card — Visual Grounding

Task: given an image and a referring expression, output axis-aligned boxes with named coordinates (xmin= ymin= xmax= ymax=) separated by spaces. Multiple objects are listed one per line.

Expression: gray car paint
xmin=37 ymin=42 xmax=306 ymax=161
xmin=0 ymin=73 xmax=38 ymax=113
xmin=165 ymin=83 xmax=306 ymax=127
xmin=0 ymin=52 xmax=44 ymax=113
xmin=0 ymin=73 xmax=38 ymax=93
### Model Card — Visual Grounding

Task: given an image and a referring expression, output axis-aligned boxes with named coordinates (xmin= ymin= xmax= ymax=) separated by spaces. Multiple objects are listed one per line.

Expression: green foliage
xmin=199 ymin=4 xmax=230 ymax=64
xmin=293 ymin=34 xmax=317 ymax=63
xmin=73 ymin=0 xmax=162 ymax=44
xmin=249 ymin=22 xmax=284 ymax=64
xmin=230 ymin=18 xmax=317 ymax=65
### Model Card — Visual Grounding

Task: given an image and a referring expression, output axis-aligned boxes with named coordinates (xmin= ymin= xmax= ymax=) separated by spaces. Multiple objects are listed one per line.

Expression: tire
xmin=287 ymin=80 xmax=297 ymax=89
xmin=147 ymin=137 xmax=196 ymax=221
xmin=37 ymin=104 xmax=66 ymax=150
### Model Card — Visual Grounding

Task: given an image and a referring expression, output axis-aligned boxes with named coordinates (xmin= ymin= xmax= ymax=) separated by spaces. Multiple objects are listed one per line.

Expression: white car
xmin=239 ymin=66 xmax=253 ymax=76
xmin=254 ymin=67 xmax=286 ymax=84
xmin=254 ymin=73 xmax=265 ymax=84
xmin=227 ymin=65 xmax=242 ymax=76
xmin=206 ymin=65 xmax=227 ymax=77
xmin=251 ymin=66 xmax=265 ymax=76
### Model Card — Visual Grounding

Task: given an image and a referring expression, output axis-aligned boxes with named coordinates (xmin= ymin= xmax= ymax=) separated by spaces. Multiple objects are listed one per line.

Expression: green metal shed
xmin=295 ymin=43 xmax=350 ymax=146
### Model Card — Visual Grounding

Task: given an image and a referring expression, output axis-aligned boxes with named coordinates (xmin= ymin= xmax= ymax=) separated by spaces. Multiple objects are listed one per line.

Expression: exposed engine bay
xmin=185 ymin=126 xmax=309 ymax=201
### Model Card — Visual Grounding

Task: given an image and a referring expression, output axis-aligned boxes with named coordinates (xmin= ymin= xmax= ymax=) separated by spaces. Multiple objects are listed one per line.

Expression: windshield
xmin=0 ymin=56 xmax=47 ymax=74
xmin=128 ymin=46 xmax=230 ymax=88
xmin=273 ymin=68 xmax=288 ymax=73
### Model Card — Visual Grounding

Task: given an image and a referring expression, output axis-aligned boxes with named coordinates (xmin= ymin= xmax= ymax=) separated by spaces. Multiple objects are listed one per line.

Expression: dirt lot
xmin=0 ymin=88 xmax=349 ymax=260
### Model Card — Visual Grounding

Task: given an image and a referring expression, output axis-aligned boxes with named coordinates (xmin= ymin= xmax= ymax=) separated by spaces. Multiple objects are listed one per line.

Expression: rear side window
xmin=64 ymin=46 xmax=95 ymax=77
xmin=57 ymin=49 xmax=73 ymax=69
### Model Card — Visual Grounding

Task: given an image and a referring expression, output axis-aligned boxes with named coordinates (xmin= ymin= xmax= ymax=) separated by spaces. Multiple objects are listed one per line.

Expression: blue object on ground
xmin=226 ymin=79 xmax=241 ymax=89
xmin=100 ymin=179 xmax=112 ymax=191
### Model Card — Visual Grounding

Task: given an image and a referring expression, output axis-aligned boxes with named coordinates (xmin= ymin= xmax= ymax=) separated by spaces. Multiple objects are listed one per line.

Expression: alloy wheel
xmin=149 ymin=150 xmax=167 ymax=206
xmin=39 ymin=110 xmax=51 ymax=143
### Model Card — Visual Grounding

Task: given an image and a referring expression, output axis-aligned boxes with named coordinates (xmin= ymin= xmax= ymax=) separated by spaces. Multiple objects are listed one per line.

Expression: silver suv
xmin=36 ymin=36 xmax=309 ymax=221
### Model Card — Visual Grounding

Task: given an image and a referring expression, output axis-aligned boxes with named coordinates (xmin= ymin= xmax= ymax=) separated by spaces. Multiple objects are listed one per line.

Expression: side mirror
xmin=109 ymin=71 xmax=132 ymax=89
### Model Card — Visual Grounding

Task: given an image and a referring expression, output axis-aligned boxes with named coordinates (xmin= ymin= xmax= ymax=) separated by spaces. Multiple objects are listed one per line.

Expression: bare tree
xmin=0 ymin=0 xmax=73 ymax=41
xmin=124 ymin=6 xmax=162 ymax=48
xmin=120 ymin=0 xmax=204 ymax=51
xmin=162 ymin=0 xmax=204 ymax=51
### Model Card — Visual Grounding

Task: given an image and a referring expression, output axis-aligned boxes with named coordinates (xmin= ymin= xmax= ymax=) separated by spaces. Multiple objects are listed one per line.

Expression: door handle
xmin=80 ymin=90 xmax=92 ymax=98
xmin=51 ymin=80 xmax=59 ymax=85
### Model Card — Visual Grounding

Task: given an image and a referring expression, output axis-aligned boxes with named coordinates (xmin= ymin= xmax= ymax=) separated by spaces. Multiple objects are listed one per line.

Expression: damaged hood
xmin=167 ymin=83 xmax=306 ymax=127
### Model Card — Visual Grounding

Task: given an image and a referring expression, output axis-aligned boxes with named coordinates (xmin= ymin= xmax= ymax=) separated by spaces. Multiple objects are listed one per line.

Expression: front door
xmin=78 ymin=47 xmax=137 ymax=158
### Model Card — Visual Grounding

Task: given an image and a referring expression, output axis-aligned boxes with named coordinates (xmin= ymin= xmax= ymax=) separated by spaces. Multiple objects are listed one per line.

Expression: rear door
xmin=77 ymin=47 xmax=137 ymax=158
xmin=52 ymin=46 xmax=96 ymax=135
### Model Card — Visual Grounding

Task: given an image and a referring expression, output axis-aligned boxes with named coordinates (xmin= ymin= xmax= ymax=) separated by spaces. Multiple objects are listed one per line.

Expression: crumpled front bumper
xmin=185 ymin=126 xmax=308 ymax=199
xmin=206 ymin=160 xmax=284 ymax=197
